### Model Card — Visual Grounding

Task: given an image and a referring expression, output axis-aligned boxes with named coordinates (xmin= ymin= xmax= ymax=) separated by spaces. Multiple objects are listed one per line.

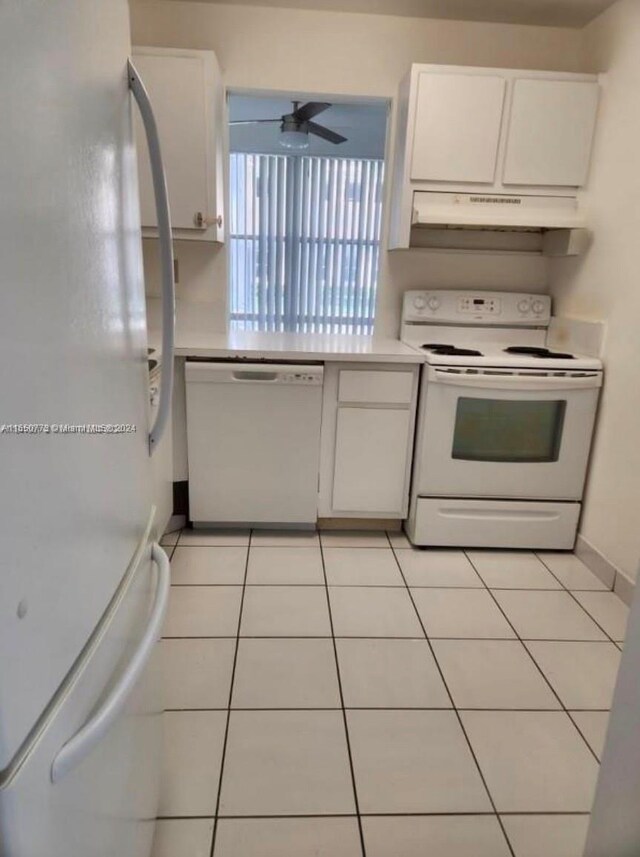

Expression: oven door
xmin=417 ymin=365 xmax=602 ymax=500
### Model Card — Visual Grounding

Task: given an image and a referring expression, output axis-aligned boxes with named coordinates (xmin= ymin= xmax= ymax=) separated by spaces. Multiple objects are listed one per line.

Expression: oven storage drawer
xmin=409 ymin=498 xmax=580 ymax=549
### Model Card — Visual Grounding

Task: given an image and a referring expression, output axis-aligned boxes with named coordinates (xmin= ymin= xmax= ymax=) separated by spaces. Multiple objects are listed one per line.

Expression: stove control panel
xmin=458 ymin=295 xmax=501 ymax=315
xmin=402 ymin=291 xmax=551 ymax=326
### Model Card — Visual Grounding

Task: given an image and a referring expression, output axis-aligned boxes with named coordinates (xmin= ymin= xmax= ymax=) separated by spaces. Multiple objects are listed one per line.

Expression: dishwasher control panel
xmin=281 ymin=372 xmax=323 ymax=385
xmin=185 ymin=361 xmax=324 ymax=386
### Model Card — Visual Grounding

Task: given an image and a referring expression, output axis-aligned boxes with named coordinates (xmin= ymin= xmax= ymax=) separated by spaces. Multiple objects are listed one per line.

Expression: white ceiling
xmin=167 ymin=0 xmax=616 ymax=28
xmin=229 ymin=94 xmax=389 ymax=158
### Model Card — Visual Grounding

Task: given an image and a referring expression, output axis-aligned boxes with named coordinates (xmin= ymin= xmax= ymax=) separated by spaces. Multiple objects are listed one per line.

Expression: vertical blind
xmin=229 ymin=153 xmax=385 ymax=334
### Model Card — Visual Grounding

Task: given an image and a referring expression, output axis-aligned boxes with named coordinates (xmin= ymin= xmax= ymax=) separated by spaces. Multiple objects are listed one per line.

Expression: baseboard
xmin=165 ymin=513 xmax=186 ymax=534
xmin=574 ymin=535 xmax=616 ymax=588
xmin=575 ymin=534 xmax=635 ymax=606
xmin=614 ymin=571 xmax=636 ymax=607
xmin=318 ymin=518 xmax=402 ymax=532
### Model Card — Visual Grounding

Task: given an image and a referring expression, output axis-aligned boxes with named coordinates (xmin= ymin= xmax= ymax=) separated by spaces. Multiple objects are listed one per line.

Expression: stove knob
xmin=517 ymin=299 xmax=531 ymax=314
xmin=532 ymin=299 xmax=546 ymax=314
xmin=427 ymin=296 xmax=440 ymax=311
xmin=412 ymin=295 xmax=427 ymax=311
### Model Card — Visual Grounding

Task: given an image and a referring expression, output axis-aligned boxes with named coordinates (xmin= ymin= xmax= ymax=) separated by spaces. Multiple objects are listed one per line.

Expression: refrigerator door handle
xmin=128 ymin=59 xmax=175 ymax=456
xmin=50 ymin=543 xmax=170 ymax=784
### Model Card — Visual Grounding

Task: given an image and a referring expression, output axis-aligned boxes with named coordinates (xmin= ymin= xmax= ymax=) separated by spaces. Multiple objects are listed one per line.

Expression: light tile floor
xmin=153 ymin=531 xmax=630 ymax=857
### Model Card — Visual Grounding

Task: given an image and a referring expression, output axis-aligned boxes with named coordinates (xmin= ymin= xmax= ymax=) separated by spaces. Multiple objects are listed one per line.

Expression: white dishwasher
xmin=185 ymin=361 xmax=324 ymax=525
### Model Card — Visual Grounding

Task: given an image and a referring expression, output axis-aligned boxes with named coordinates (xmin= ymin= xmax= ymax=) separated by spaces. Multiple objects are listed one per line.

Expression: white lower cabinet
xmin=319 ymin=364 xmax=420 ymax=519
xmin=332 ymin=408 xmax=412 ymax=513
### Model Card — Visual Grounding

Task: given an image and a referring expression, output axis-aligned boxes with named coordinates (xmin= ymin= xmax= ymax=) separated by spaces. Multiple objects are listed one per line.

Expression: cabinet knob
xmin=194 ymin=212 xmax=223 ymax=229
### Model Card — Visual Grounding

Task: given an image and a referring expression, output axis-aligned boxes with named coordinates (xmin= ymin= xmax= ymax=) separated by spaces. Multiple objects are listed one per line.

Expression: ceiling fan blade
xmin=307 ymin=121 xmax=347 ymax=145
xmin=291 ymin=102 xmax=331 ymax=122
xmin=229 ymin=119 xmax=281 ymax=125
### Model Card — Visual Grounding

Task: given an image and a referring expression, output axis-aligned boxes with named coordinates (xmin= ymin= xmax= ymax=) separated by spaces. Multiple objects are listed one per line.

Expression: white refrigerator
xmin=0 ymin=2 xmax=175 ymax=855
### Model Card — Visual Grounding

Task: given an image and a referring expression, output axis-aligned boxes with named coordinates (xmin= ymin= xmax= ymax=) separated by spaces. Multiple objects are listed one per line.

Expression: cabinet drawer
xmin=338 ymin=370 xmax=414 ymax=404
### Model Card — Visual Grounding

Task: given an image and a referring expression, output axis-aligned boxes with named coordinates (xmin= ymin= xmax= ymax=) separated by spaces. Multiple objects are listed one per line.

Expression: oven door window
xmin=452 ymin=398 xmax=567 ymax=463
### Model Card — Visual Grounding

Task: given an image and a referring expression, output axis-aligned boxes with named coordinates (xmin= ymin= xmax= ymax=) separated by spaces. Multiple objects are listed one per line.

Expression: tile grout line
xmin=564 ymin=711 xmax=603 ymax=762
xmin=535 ymin=552 xmax=623 ymax=645
xmin=222 ymin=809 xmax=591 ymax=818
xmin=162 ymin=705 xmax=612 ymax=713
xmin=319 ymin=537 xmax=368 ymax=857
xmin=164 ymin=534 xmax=607 ymax=844
xmin=533 ymin=552 xmax=621 ymax=761
xmin=168 ymin=581 xmax=606 ymax=590
xmin=163 ymin=634 xmax=618 ymax=642
xmin=462 ymin=550 xmax=603 ymax=766
xmin=158 ymin=809 xmax=592 ymax=821
xmin=208 ymin=529 xmax=253 ymax=857
xmin=387 ymin=536 xmax=517 ymax=857
xmin=533 ymin=551 xmax=614 ymax=594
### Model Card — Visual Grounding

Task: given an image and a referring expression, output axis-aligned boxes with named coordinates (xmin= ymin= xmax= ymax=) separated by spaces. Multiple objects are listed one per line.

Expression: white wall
xmin=548 ymin=0 xmax=640 ymax=582
xmin=132 ymin=0 xmax=584 ymax=334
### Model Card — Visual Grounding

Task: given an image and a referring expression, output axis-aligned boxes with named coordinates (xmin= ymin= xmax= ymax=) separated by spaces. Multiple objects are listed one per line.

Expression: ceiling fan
xmin=229 ymin=101 xmax=348 ymax=150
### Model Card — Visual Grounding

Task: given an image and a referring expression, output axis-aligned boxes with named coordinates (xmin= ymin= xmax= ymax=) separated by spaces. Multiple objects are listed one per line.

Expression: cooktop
xmin=504 ymin=346 xmax=575 ymax=360
xmin=401 ymin=291 xmax=603 ymax=372
xmin=421 ymin=343 xmax=578 ymax=360
xmin=421 ymin=344 xmax=483 ymax=357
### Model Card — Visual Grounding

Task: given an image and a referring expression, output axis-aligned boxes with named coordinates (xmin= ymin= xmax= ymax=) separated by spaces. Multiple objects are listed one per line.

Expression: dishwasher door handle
xmin=231 ymin=371 xmax=279 ymax=382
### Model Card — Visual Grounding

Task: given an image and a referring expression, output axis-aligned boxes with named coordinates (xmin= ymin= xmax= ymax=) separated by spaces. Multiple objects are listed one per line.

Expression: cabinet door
xmin=133 ymin=49 xmax=224 ymax=240
xmin=332 ymin=407 xmax=411 ymax=514
xmin=410 ymin=72 xmax=506 ymax=184
xmin=503 ymin=79 xmax=599 ymax=187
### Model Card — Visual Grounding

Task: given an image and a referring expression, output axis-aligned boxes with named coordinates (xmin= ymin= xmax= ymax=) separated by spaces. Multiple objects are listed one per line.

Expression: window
xmin=229 ymin=152 xmax=385 ymax=334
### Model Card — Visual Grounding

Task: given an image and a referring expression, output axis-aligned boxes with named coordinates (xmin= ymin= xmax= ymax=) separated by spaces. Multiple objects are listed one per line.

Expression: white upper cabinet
xmin=132 ymin=47 xmax=225 ymax=242
xmin=410 ymin=73 xmax=506 ymax=184
xmin=503 ymin=78 xmax=599 ymax=187
xmin=389 ymin=64 xmax=600 ymax=249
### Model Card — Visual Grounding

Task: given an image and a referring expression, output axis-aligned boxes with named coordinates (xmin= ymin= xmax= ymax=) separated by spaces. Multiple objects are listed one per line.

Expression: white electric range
xmin=401 ymin=290 xmax=603 ymax=549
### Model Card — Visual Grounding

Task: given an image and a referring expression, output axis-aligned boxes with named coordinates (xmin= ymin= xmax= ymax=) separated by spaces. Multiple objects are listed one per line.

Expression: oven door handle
xmin=428 ymin=366 xmax=603 ymax=391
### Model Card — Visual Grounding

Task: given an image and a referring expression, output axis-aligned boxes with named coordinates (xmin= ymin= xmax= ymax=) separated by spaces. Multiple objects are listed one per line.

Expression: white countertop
xmin=146 ymin=299 xmax=422 ymax=364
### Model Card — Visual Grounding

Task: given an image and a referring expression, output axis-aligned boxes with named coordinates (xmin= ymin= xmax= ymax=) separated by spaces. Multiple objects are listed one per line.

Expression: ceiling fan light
xmin=279 ymin=129 xmax=309 ymax=150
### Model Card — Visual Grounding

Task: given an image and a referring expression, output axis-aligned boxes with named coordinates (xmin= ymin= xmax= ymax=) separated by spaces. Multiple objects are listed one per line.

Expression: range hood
xmin=412 ymin=191 xmax=586 ymax=231
xmin=410 ymin=191 xmax=589 ymax=255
